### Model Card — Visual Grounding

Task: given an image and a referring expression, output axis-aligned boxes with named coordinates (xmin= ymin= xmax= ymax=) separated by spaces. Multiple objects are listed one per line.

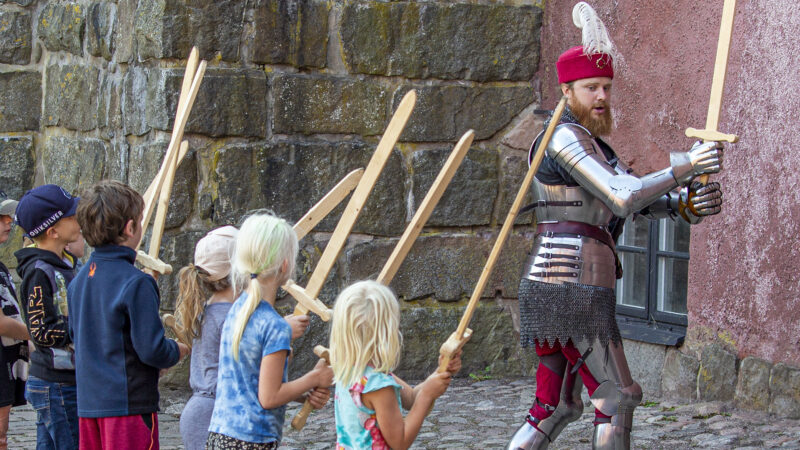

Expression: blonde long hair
xmin=329 ymin=280 xmax=402 ymax=388
xmin=174 ymin=264 xmax=231 ymax=348
xmin=230 ymin=212 xmax=298 ymax=360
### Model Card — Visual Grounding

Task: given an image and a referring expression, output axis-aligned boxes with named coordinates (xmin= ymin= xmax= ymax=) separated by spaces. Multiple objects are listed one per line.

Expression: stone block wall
xmin=617 ymin=338 xmax=800 ymax=419
xmin=0 ymin=0 xmax=546 ymax=379
xmin=659 ymin=342 xmax=800 ymax=419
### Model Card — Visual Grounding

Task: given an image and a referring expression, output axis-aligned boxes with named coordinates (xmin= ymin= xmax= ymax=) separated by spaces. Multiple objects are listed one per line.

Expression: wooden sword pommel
xmin=161 ymin=313 xmax=182 ymax=340
xmin=162 ymin=313 xmax=177 ymax=330
xmin=312 ymin=345 xmax=330 ymax=360
xmin=438 ymin=329 xmax=472 ymax=373
xmin=291 ymin=345 xmax=331 ymax=430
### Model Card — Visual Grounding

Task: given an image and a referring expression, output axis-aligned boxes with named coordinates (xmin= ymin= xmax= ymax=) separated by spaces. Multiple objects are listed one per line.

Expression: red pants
xmin=79 ymin=413 xmax=159 ymax=450
xmin=530 ymin=339 xmax=610 ymax=425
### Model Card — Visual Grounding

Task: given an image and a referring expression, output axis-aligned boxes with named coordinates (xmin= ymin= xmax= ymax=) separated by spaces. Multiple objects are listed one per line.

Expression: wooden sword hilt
xmin=136 ymin=250 xmax=173 ymax=275
xmin=283 ymin=280 xmax=332 ymax=322
xmin=437 ymin=328 xmax=472 ymax=373
xmin=685 ymin=128 xmax=738 ymax=144
xmin=291 ymin=345 xmax=331 ymax=430
xmin=684 ymin=128 xmax=738 ymax=185
xmin=426 ymin=328 xmax=472 ymax=415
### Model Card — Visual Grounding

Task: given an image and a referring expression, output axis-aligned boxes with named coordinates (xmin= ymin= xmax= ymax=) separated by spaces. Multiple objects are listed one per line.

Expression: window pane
xmin=658 ymin=218 xmax=690 ymax=253
xmin=616 ymin=251 xmax=647 ymax=309
xmin=618 ymin=216 xmax=649 ymax=248
xmin=657 ymin=256 xmax=688 ymax=315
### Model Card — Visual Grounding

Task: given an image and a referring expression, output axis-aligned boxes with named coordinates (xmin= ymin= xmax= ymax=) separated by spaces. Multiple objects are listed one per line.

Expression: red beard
xmin=571 ymin=99 xmax=613 ymax=136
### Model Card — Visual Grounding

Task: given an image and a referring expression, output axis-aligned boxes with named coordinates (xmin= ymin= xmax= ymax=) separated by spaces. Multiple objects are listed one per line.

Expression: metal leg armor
xmin=507 ymin=360 xmax=584 ymax=450
xmin=571 ymin=339 xmax=643 ymax=450
xmin=507 ymin=421 xmax=550 ymax=450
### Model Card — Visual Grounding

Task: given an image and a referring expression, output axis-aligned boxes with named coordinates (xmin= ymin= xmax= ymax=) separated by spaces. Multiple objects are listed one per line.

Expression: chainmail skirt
xmin=519 ymin=278 xmax=621 ymax=348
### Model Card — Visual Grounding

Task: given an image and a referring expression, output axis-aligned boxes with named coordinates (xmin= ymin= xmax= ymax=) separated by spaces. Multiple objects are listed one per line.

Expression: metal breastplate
xmin=524 ymin=148 xmax=619 ymax=289
xmin=531 ymin=181 xmax=615 ymax=226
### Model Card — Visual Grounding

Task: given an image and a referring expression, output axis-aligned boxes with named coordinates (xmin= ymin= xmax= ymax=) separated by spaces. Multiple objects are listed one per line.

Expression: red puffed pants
xmin=528 ymin=339 xmax=611 ymax=427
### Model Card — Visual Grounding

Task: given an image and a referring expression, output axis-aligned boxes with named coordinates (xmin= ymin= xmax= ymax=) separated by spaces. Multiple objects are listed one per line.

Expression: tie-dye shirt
xmin=208 ymin=294 xmax=291 ymax=444
xmin=335 ymin=366 xmax=403 ymax=450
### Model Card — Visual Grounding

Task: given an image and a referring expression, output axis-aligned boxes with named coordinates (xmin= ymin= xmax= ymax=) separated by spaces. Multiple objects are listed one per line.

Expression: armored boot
xmin=507 ymin=416 xmax=550 ymax=450
xmin=508 ymin=357 xmax=584 ymax=450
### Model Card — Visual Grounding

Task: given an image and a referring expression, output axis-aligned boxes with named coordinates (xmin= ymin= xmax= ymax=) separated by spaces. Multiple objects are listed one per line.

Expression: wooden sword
xmin=437 ymin=96 xmax=568 ymax=373
xmin=283 ymin=90 xmax=417 ymax=321
xmin=685 ymin=0 xmax=739 ymax=185
xmin=290 ymin=129 xmax=475 ymax=431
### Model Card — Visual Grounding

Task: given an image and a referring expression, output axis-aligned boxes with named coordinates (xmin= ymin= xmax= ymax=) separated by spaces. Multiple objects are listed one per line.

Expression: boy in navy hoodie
xmin=14 ymin=184 xmax=82 ymax=449
xmin=68 ymin=180 xmax=189 ymax=450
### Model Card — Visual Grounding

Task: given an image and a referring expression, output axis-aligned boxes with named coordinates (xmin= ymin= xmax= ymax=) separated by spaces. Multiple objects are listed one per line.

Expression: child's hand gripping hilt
xmin=426 ymin=329 xmax=472 ymax=415
xmin=291 ymin=345 xmax=331 ymax=431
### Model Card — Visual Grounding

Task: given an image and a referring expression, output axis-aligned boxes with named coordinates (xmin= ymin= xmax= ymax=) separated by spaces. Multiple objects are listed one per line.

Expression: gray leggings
xmin=180 ymin=394 xmax=215 ymax=450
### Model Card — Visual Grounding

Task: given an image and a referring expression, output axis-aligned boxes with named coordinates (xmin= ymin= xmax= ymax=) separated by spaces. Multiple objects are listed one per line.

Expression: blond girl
xmin=207 ymin=213 xmax=332 ymax=448
xmin=176 ymin=226 xmax=238 ymax=450
xmin=331 ymin=280 xmax=461 ymax=450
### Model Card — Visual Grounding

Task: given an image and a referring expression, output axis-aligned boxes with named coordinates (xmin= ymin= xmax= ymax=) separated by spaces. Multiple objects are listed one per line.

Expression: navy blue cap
xmin=15 ymin=184 xmax=80 ymax=238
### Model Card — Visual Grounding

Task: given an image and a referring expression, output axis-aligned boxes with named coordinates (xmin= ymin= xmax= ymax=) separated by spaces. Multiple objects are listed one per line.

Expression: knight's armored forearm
xmin=549 ymin=124 xmax=679 ymax=218
xmin=640 ymin=183 xmax=724 ymax=225
xmin=639 ymin=189 xmax=687 ymax=221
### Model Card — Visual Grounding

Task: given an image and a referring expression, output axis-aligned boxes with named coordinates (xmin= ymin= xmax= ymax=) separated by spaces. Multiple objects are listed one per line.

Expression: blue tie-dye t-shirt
xmin=208 ymin=293 xmax=291 ymax=444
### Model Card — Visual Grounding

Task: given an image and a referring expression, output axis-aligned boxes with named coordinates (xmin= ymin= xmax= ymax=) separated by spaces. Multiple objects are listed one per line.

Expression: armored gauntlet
xmin=678 ymin=182 xmax=723 ymax=224
xmin=670 ymin=141 xmax=724 ymax=185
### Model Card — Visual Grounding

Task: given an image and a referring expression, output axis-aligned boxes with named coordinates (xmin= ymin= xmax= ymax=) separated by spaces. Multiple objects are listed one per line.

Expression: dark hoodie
xmin=15 ymin=247 xmax=76 ymax=384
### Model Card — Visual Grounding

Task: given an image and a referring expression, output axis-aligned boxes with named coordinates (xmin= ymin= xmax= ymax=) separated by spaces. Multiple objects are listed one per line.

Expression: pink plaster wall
xmin=538 ymin=0 xmax=800 ymax=366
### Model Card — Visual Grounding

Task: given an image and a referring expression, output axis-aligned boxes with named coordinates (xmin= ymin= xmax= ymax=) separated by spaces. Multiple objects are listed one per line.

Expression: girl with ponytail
xmin=207 ymin=212 xmax=333 ymax=449
xmin=176 ymin=226 xmax=238 ymax=450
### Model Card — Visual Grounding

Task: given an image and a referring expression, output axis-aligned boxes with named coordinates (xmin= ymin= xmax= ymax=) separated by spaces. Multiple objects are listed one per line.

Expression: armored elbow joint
xmin=606 ymin=175 xmax=642 ymax=217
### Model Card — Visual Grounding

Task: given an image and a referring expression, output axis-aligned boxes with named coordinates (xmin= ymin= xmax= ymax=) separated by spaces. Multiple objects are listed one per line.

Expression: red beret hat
xmin=556 ymin=46 xmax=614 ymax=84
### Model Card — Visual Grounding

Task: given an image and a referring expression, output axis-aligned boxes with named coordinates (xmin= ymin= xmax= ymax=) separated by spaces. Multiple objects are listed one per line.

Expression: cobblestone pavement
xmin=9 ymin=378 xmax=800 ymax=449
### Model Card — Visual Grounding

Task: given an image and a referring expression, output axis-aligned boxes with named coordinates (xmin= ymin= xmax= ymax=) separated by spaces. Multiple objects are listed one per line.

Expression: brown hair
xmin=174 ymin=264 xmax=231 ymax=348
xmin=77 ymin=180 xmax=144 ymax=247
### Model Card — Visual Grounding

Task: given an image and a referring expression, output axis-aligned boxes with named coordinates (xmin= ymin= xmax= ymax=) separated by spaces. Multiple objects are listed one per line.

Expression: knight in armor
xmin=508 ymin=3 xmax=724 ymax=449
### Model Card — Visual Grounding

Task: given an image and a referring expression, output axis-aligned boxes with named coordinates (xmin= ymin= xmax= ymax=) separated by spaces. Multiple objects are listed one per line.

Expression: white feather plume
xmin=572 ymin=2 xmax=621 ymax=64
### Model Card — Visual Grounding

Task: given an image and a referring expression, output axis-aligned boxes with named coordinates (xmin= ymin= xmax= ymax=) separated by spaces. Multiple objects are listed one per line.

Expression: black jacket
xmin=15 ymin=247 xmax=76 ymax=384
